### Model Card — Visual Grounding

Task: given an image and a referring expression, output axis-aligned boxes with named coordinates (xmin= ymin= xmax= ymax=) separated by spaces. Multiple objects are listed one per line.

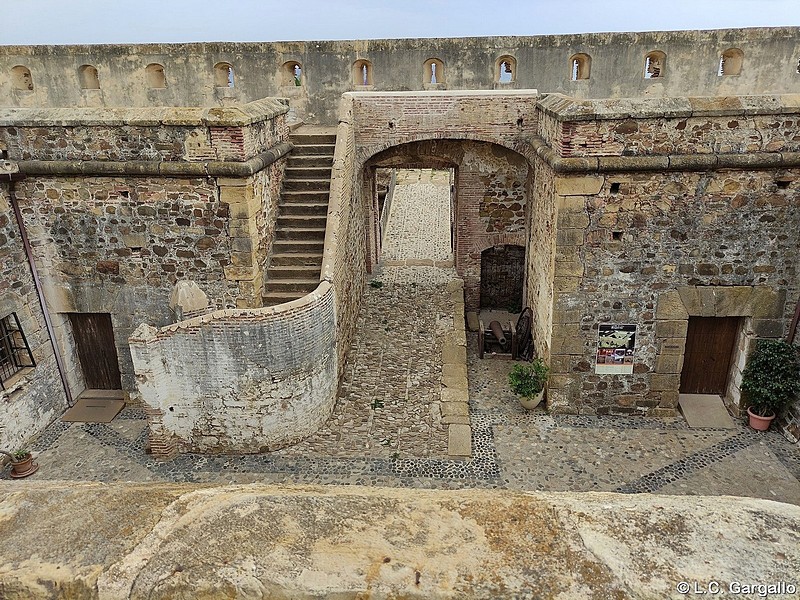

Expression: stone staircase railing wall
xmin=320 ymin=96 xmax=365 ymax=377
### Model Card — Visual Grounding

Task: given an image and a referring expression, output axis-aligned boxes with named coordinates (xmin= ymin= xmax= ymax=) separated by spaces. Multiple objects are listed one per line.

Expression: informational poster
xmin=595 ymin=324 xmax=637 ymax=374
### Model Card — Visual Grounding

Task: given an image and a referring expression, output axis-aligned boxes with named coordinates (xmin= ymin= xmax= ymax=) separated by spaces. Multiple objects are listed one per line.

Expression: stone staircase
xmin=263 ymin=128 xmax=336 ymax=306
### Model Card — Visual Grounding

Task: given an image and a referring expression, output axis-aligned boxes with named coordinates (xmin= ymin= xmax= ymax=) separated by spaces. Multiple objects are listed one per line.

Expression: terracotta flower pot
xmin=747 ymin=407 xmax=775 ymax=432
xmin=519 ymin=389 xmax=545 ymax=410
xmin=10 ymin=453 xmax=38 ymax=478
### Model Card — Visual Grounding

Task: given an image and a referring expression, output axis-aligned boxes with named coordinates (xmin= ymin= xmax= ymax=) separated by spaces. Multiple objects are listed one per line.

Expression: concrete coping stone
xmin=17 ymin=142 xmax=293 ymax=178
xmin=537 ymin=92 xmax=800 ymax=122
xmin=443 ymin=279 xmax=472 ymax=458
xmin=531 ymin=135 xmax=800 ymax=173
xmin=344 ymin=89 xmax=540 ymax=99
xmin=0 ymin=97 xmax=289 ymax=127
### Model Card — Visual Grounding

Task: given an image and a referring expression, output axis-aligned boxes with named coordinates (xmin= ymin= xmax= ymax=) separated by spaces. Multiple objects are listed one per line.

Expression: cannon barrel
xmin=489 ymin=320 xmax=508 ymax=349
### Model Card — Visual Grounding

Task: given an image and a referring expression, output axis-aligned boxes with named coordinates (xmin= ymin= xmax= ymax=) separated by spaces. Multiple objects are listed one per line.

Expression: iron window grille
xmin=0 ymin=313 xmax=35 ymax=390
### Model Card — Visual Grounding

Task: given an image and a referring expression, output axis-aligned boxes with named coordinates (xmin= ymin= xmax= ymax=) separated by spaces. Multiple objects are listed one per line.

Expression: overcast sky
xmin=1 ymin=0 xmax=798 ymax=45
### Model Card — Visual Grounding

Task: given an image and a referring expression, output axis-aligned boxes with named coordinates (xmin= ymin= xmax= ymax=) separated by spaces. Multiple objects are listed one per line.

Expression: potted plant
xmin=1 ymin=449 xmax=38 ymax=478
xmin=740 ymin=339 xmax=800 ymax=431
xmin=508 ymin=358 xmax=549 ymax=410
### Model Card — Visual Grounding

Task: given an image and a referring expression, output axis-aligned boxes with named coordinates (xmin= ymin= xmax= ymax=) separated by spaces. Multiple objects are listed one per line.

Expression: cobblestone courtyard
xmin=4 ymin=170 xmax=799 ymax=506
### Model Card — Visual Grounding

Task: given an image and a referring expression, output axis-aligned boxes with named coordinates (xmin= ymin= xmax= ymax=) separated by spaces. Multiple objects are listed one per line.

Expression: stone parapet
xmin=0 ymin=481 xmax=798 ymax=599
xmin=537 ymin=93 xmax=800 ymax=160
xmin=0 ymin=98 xmax=289 ymax=127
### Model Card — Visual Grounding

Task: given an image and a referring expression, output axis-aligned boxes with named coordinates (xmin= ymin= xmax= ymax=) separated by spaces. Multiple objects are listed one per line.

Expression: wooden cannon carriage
xmin=478 ymin=307 xmax=534 ymax=360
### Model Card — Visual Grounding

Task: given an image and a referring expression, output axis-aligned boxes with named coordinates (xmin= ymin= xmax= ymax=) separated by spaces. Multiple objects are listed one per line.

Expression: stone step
xmin=262 ymin=291 xmax=308 ymax=306
xmin=291 ymin=143 xmax=336 ymax=156
xmin=277 ymin=215 xmax=328 ymax=229
xmin=283 ymin=178 xmax=332 ymax=192
xmin=270 ymin=252 xmax=323 ymax=267
xmin=264 ymin=278 xmax=320 ymax=293
xmin=276 ymin=227 xmax=326 ymax=241
xmin=279 ymin=202 xmax=328 ymax=216
xmin=267 ymin=264 xmax=321 ymax=279
xmin=281 ymin=190 xmax=329 ymax=203
xmin=285 ymin=166 xmax=332 ymax=179
xmin=287 ymin=154 xmax=334 ymax=168
xmin=290 ymin=133 xmax=337 ymax=146
xmin=271 ymin=239 xmax=325 ymax=253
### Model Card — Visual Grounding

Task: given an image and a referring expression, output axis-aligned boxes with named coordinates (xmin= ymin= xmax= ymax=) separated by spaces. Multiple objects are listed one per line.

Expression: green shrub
xmin=12 ymin=449 xmax=29 ymax=461
xmin=740 ymin=339 xmax=800 ymax=417
xmin=508 ymin=359 xmax=549 ymax=398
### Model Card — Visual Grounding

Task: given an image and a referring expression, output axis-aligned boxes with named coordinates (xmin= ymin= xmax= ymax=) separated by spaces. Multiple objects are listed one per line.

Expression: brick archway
xmin=362 ymin=138 xmax=531 ymax=310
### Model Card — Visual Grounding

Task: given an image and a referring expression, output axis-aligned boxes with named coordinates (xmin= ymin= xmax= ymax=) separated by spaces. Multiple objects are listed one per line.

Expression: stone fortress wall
xmin=1 ymin=27 xmax=799 ymax=452
xmin=1 ymin=27 xmax=799 ymax=123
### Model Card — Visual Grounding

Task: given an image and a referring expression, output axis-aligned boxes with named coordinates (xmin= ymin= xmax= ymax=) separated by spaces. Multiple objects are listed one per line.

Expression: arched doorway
xmin=480 ymin=244 xmax=525 ymax=311
xmin=361 ymin=138 xmax=530 ymax=310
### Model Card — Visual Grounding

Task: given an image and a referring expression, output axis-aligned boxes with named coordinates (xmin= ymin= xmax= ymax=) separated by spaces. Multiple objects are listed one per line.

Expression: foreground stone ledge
xmin=0 ymin=482 xmax=798 ymax=599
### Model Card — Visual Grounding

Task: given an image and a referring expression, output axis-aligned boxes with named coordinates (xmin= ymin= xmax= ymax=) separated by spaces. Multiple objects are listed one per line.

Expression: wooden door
xmin=480 ymin=244 xmax=525 ymax=310
xmin=680 ymin=317 xmax=739 ymax=394
xmin=68 ymin=313 xmax=122 ymax=390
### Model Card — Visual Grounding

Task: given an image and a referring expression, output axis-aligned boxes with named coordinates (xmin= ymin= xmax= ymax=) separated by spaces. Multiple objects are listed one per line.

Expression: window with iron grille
xmin=0 ymin=313 xmax=35 ymax=389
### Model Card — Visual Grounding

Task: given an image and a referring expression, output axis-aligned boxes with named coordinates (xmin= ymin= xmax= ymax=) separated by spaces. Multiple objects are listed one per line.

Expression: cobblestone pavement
xmin=5 ymin=170 xmax=799 ymax=505
xmin=381 ymin=169 xmax=452 ymax=263
xmin=7 ymin=332 xmax=799 ymax=504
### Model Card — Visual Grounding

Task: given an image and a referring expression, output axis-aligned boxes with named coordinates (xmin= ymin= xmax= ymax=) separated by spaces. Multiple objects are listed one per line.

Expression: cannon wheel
xmin=515 ymin=308 xmax=533 ymax=360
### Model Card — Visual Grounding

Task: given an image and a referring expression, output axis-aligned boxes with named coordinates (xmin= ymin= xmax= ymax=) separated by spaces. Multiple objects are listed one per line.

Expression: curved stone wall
xmin=1 ymin=27 xmax=799 ymax=122
xmin=129 ymin=282 xmax=337 ymax=455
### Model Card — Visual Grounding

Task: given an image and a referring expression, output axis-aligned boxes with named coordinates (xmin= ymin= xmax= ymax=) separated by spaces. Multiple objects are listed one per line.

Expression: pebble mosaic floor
xmin=4 ymin=170 xmax=799 ymax=507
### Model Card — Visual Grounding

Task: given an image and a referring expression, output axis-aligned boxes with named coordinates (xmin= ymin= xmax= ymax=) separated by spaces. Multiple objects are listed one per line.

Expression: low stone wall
xmin=0 ymin=481 xmax=798 ymax=599
xmin=129 ymin=283 xmax=337 ymax=455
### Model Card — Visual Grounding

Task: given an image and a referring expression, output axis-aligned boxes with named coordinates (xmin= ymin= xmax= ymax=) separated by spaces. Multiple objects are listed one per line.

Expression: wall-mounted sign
xmin=595 ymin=324 xmax=636 ymax=374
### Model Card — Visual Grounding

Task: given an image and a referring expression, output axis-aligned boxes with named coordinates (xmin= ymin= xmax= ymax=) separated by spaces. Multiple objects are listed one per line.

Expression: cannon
xmin=478 ymin=308 xmax=534 ymax=360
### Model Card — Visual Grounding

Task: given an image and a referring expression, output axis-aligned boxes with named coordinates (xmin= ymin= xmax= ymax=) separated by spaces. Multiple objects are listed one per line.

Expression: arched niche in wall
xmin=569 ymin=53 xmax=591 ymax=80
xmin=644 ymin=51 xmax=666 ymax=79
xmin=281 ymin=61 xmax=303 ymax=86
xmin=78 ymin=64 xmax=100 ymax=90
xmin=718 ymin=48 xmax=743 ymax=76
xmin=214 ymin=62 xmax=235 ymax=88
xmin=424 ymin=58 xmax=445 ymax=86
xmin=495 ymin=55 xmax=517 ymax=84
xmin=10 ymin=65 xmax=34 ymax=91
xmin=353 ymin=59 xmax=373 ymax=87
xmin=145 ymin=63 xmax=167 ymax=89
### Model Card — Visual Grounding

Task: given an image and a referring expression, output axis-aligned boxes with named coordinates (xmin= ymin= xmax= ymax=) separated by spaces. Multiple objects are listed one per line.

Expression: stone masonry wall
xmin=525 ymin=155 xmax=557 ymax=361
xmin=0 ymin=183 xmax=67 ymax=450
xmin=2 ymin=27 xmax=799 ymax=123
xmin=0 ymin=99 xmax=289 ymax=163
xmin=539 ymin=95 xmax=800 ymax=422
xmin=16 ymin=176 xmax=234 ymax=391
xmin=548 ymin=169 xmax=798 ymax=416
xmin=129 ymin=283 xmax=338 ymax=455
xmin=0 ymin=102 xmax=290 ymax=394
